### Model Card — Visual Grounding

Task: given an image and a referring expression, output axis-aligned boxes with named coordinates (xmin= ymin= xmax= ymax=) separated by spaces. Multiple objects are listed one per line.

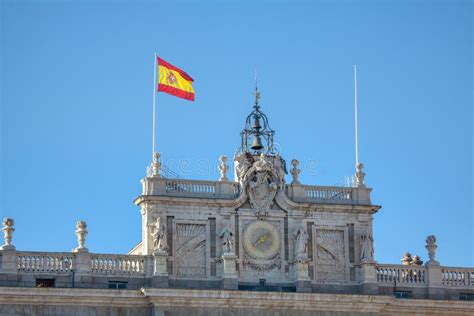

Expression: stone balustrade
xmin=142 ymin=177 xmax=240 ymax=199
xmin=141 ymin=177 xmax=372 ymax=205
xmin=0 ymin=249 xmax=472 ymax=297
xmin=442 ymin=267 xmax=474 ymax=287
xmin=17 ymin=252 xmax=73 ymax=273
xmin=286 ymin=184 xmax=372 ymax=205
xmin=376 ymin=264 xmax=427 ymax=286
xmin=91 ymin=254 xmax=146 ymax=275
xmin=304 ymin=186 xmax=353 ymax=201
xmin=0 ymin=250 xmax=151 ymax=277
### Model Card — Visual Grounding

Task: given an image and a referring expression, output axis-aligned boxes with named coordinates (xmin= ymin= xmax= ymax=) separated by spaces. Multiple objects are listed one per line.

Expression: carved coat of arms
xmin=242 ymin=154 xmax=281 ymax=219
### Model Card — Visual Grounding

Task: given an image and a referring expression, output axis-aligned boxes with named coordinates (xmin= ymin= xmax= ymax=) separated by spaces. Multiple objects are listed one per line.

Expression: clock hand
xmin=253 ymin=233 xmax=269 ymax=247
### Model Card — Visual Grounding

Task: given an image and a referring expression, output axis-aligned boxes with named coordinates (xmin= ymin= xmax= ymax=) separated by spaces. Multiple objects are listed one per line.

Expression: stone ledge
xmin=1 ymin=286 xmax=473 ymax=315
xmin=0 ymin=287 xmax=149 ymax=308
xmin=141 ymin=288 xmax=474 ymax=314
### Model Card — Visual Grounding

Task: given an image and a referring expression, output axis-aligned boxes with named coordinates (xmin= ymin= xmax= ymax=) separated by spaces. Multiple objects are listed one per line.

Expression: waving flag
xmin=157 ymin=57 xmax=195 ymax=101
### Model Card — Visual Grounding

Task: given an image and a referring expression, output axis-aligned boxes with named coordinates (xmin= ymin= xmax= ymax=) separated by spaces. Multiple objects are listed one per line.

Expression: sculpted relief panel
xmin=315 ymin=229 xmax=346 ymax=282
xmin=175 ymin=224 xmax=207 ymax=277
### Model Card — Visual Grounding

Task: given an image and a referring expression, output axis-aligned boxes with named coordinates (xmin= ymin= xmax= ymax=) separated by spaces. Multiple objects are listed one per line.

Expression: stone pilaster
xmin=73 ymin=251 xmax=92 ymax=287
xmin=359 ymin=261 xmax=378 ymax=295
xmin=152 ymin=251 xmax=169 ymax=288
xmin=426 ymin=261 xmax=444 ymax=299
xmin=0 ymin=250 xmax=16 ymax=274
xmin=295 ymin=260 xmax=311 ymax=292
xmin=222 ymin=253 xmax=238 ymax=290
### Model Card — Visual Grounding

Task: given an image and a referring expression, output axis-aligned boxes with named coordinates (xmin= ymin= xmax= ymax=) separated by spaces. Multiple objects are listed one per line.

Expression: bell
xmin=250 ymin=135 xmax=264 ymax=151
xmin=252 ymin=116 xmax=262 ymax=130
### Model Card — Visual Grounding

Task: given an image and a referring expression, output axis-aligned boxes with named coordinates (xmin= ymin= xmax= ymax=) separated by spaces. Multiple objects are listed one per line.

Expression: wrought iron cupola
xmin=239 ymin=87 xmax=276 ymax=154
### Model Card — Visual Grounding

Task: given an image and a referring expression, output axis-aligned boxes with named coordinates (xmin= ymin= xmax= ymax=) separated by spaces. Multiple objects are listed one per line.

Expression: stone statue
xmin=1 ymin=218 xmax=15 ymax=250
xmin=355 ymin=162 xmax=366 ymax=188
xmin=151 ymin=217 xmax=168 ymax=253
xmin=74 ymin=220 xmax=88 ymax=252
xmin=290 ymin=159 xmax=301 ymax=185
xmin=360 ymin=233 xmax=374 ymax=262
xmin=293 ymin=224 xmax=309 ymax=260
xmin=220 ymin=224 xmax=234 ymax=254
xmin=411 ymin=255 xmax=423 ymax=265
xmin=425 ymin=235 xmax=439 ymax=265
xmin=235 ymin=152 xmax=255 ymax=181
xmin=401 ymin=252 xmax=412 ymax=265
xmin=218 ymin=155 xmax=229 ymax=181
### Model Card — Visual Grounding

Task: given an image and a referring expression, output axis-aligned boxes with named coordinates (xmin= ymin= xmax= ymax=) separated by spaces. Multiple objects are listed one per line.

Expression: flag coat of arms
xmin=157 ymin=57 xmax=195 ymax=101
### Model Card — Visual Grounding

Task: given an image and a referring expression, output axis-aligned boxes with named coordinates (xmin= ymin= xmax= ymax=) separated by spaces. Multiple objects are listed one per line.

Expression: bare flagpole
xmin=354 ymin=64 xmax=359 ymax=166
xmin=152 ymin=52 xmax=157 ymax=155
xmin=353 ymin=64 xmax=365 ymax=187
xmin=149 ymin=53 xmax=161 ymax=177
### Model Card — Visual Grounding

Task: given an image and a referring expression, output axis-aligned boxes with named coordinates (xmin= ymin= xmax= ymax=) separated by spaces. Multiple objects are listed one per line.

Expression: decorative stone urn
xmin=73 ymin=220 xmax=89 ymax=253
xmin=425 ymin=235 xmax=439 ymax=266
xmin=1 ymin=218 xmax=15 ymax=250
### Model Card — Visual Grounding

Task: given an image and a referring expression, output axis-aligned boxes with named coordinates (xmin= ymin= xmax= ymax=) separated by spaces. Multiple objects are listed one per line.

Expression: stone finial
xmin=218 ymin=155 xmax=229 ymax=182
xmin=290 ymin=159 xmax=301 ymax=185
xmin=411 ymin=255 xmax=423 ymax=266
xmin=150 ymin=152 xmax=161 ymax=177
xmin=425 ymin=235 xmax=439 ymax=266
xmin=1 ymin=218 xmax=15 ymax=250
xmin=401 ymin=252 xmax=412 ymax=265
xmin=73 ymin=220 xmax=89 ymax=253
xmin=151 ymin=217 xmax=168 ymax=253
xmin=355 ymin=162 xmax=366 ymax=188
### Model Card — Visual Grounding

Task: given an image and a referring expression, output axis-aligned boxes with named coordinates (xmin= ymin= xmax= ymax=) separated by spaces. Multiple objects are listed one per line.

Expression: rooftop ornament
xmin=1 ymin=218 xmax=15 ymax=250
xmin=238 ymin=85 xmax=276 ymax=155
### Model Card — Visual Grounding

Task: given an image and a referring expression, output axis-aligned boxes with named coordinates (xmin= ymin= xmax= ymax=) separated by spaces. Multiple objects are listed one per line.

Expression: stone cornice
xmin=0 ymin=287 xmax=149 ymax=308
xmin=1 ymin=287 xmax=472 ymax=314
xmin=140 ymin=288 xmax=473 ymax=314
xmin=134 ymin=194 xmax=380 ymax=215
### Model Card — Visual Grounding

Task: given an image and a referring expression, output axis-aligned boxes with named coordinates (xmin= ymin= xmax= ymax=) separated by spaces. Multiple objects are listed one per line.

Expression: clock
xmin=243 ymin=221 xmax=280 ymax=260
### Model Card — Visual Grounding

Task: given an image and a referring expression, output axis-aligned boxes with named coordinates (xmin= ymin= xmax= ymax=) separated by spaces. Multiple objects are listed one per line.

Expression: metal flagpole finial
xmin=254 ymin=68 xmax=258 ymax=90
xmin=253 ymin=69 xmax=261 ymax=109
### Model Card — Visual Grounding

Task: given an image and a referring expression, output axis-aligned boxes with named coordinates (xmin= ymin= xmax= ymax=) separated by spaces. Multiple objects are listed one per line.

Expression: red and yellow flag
xmin=157 ymin=57 xmax=195 ymax=101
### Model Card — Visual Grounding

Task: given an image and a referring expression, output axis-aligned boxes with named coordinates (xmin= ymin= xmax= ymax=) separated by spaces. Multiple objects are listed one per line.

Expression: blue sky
xmin=1 ymin=0 xmax=472 ymax=267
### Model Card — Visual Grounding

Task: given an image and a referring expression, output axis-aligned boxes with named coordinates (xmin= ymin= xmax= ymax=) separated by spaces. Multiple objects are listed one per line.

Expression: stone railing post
xmin=71 ymin=220 xmax=91 ymax=287
xmin=216 ymin=181 xmax=235 ymax=198
xmin=353 ymin=187 xmax=371 ymax=205
xmin=0 ymin=249 xmax=18 ymax=278
xmin=424 ymin=235 xmax=444 ymax=299
xmin=0 ymin=218 xmax=18 ymax=284
xmin=287 ymin=184 xmax=305 ymax=200
xmin=72 ymin=251 xmax=92 ymax=287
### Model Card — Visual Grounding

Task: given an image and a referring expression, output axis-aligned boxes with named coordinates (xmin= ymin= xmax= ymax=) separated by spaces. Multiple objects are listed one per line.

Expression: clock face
xmin=243 ymin=221 xmax=280 ymax=260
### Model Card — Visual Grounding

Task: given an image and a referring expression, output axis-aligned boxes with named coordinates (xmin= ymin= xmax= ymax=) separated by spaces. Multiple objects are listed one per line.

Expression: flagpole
xmin=152 ymin=52 xmax=157 ymax=155
xmin=354 ymin=64 xmax=359 ymax=166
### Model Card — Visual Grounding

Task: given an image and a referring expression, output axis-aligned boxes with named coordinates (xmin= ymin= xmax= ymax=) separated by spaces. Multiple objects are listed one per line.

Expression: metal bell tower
xmin=239 ymin=86 xmax=276 ymax=155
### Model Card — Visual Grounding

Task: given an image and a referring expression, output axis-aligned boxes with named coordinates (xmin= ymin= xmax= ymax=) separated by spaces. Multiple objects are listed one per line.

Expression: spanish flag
xmin=157 ymin=57 xmax=195 ymax=101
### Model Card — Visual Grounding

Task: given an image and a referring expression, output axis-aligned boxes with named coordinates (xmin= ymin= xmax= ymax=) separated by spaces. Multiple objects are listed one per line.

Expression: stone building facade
xmin=1 ymin=91 xmax=473 ymax=315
